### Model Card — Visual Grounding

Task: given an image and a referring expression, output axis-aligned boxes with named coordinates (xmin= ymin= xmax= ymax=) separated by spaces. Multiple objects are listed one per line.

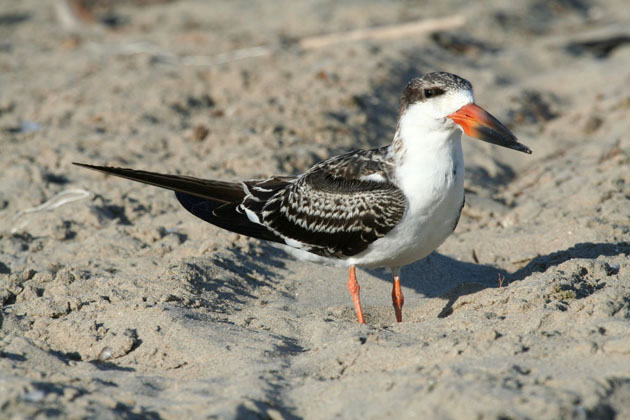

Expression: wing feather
xmin=244 ymin=147 xmax=407 ymax=258
xmin=73 ymin=163 xmax=286 ymax=243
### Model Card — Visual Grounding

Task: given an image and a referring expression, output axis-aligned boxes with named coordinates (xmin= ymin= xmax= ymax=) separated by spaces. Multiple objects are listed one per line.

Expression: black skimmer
xmin=75 ymin=72 xmax=531 ymax=324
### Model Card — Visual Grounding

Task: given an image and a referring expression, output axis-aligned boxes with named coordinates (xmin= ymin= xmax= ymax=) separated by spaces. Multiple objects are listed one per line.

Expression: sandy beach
xmin=1 ymin=0 xmax=629 ymax=418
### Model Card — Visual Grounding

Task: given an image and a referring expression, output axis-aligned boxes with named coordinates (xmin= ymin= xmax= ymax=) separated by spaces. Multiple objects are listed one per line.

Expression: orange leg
xmin=347 ymin=265 xmax=365 ymax=324
xmin=392 ymin=274 xmax=404 ymax=323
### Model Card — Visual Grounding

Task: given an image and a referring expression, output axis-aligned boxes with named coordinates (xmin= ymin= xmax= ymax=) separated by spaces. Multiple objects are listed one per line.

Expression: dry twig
xmin=11 ymin=189 xmax=93 ymax=234
xmin=299 ymin=15 xmax=466 ymax=49
xmin=498 ymin=273 xmax=506 ymax=289
xmin=76 ymin=15 xmax=466 ymax=66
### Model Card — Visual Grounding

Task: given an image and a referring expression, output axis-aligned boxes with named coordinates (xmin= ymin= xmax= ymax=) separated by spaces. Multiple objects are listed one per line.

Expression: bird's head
xmin=398 ymin=72 xmax=531 ymax=154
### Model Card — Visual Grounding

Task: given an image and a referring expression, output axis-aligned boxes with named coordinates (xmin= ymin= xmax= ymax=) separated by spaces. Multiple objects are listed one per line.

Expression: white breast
xmin=348 ymin=129 xmax=465 ymax=269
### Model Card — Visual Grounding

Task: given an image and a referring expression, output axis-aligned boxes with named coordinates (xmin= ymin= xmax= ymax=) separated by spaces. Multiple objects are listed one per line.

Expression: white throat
xmin=391 ymin=110 xmax=465 ymax=215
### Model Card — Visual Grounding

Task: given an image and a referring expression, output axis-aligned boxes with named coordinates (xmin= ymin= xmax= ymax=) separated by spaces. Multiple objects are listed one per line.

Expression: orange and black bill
xmin=448 ymin=103 xmax=532 ymax=154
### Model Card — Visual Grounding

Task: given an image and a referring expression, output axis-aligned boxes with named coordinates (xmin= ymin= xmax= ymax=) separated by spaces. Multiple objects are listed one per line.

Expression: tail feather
xmin=73 ymin=163 xmax=245 ymax=203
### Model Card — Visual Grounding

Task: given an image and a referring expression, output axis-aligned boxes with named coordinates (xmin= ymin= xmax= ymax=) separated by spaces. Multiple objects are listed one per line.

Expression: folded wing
xmin=239 ymin=148 xmax=407 ymax=257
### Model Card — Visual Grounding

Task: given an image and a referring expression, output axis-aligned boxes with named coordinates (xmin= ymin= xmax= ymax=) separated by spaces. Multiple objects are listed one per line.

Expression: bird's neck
xmin=389 ymin=122 xmax=464 ymax=194
xmin=390 ymin=119 xmax=462 ymax=163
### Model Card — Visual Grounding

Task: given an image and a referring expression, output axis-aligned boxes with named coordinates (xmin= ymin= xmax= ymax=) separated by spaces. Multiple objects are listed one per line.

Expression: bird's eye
xmin=423 ymin=88 xmax=444 ymax=99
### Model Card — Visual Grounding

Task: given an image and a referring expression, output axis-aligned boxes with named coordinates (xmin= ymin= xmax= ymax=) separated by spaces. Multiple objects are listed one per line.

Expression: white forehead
xmin=441 ymin=88 xmax=475 ymax=113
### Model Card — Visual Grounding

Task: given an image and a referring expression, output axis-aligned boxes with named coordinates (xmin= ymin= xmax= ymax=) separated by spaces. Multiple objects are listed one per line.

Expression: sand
xmin=1 ymin=0 xmax=629 ymax=418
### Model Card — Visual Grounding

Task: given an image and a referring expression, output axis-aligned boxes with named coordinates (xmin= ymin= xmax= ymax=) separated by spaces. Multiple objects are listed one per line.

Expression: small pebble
xmin=23 ymin=389 xmax=45 ymax=402
xmin=98 ymin=346 xmax=113 ymax=361
xmin=603 ymin=263 xmax=620 ymax=276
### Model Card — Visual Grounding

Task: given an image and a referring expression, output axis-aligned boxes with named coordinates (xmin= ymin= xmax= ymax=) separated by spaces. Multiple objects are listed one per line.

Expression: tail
xmin=73 ymin=163 xmax=284 ymax=243
xmin=73 ymin=163 xmax=245 ymax=202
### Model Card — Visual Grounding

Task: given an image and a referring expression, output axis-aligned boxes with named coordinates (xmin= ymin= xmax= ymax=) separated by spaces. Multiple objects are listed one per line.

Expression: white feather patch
xmin=359 ymin=173 xmax=387 ymax=183
xmin=252 ymin=186 xmax=272 ymax=192
xmin=282 ymin=236 xmax=309 ymax=249
xmin=241 ymin=205 xmax=261 ymax=225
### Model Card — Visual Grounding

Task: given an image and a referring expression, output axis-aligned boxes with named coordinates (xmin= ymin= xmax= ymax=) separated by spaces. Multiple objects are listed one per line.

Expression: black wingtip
xmin=73 ymin=162 xmax=100 ymax=170
xmin=73 ymin=162 xmax=128 ymax=176
xmin=72 ymin=162 xmax=248 ymax=204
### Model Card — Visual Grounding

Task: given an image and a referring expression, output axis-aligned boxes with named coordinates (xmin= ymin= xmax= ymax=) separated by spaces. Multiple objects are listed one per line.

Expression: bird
xmin=74 ymin=72 xmax=531 ymax=324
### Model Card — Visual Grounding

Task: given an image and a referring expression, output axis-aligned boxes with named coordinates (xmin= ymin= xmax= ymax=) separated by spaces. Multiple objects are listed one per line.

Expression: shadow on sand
xmin=186 ymin=239 xmax=628 ymax=323
xmin=392 ymin=241 xmax=630 ymax=318
xmin=168 ymin=244 xmax=291 ymax=314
